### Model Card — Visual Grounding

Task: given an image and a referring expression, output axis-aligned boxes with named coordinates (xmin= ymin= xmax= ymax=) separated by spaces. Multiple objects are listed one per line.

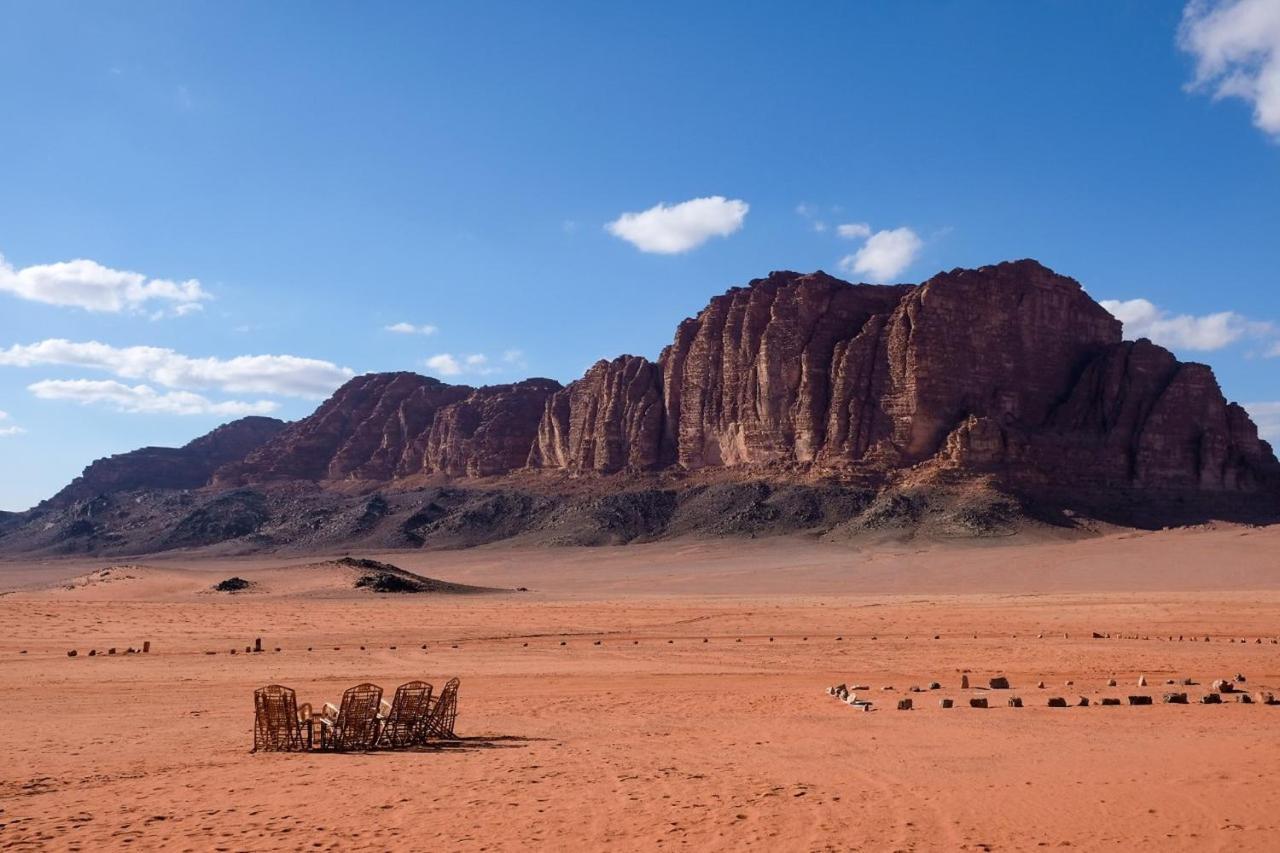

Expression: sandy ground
xmin=3 ymin=525 xmax=1280 ymax=851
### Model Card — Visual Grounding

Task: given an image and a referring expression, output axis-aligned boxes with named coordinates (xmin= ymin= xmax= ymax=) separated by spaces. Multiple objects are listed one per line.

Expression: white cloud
xmin=1099 ymin=298 xmax=1274 ymax=351
xmin=1245 ymin=401 xmax=1280 ymax=443
xmin=0 ymin=252 xmax=210 ymax=315
xmin=1180 ymin=0 xmax=1280 ymax=139
xmin=0 ymin=339 xmax=354 ymax=398
xmin=424 ymin=352 xmax=511 ymax=378
xmin=1269 ymin=340 xmax=1280 ymax=357
xmin=607 ymin=196 xmax=748 ymax=254
xmin=0 ymin=410 xmax=21 ymax=437
xmin=838 ymin=227 xmax=924 ymax=283
xmin=385 ymin=322 xmax=438 ymax=336
xmin=836 ymin=222 xmax=872 ymax=240
xmin=29 ymin=379 xmax=277 ymax=416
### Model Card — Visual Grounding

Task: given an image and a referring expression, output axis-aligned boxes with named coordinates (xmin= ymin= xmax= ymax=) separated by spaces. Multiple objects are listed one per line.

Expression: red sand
xmin=3 ymin=525 xmax=1280 ymax=850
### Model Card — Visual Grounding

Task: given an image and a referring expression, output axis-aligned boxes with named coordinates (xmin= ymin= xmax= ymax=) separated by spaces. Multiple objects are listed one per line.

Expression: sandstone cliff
xmin=22 ymin=260 xmax=1280 ymax=541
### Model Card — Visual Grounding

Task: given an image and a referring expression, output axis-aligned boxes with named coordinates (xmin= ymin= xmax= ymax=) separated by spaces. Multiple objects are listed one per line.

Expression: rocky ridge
xmin=4 ymin=260 xmax=1276 ymax=556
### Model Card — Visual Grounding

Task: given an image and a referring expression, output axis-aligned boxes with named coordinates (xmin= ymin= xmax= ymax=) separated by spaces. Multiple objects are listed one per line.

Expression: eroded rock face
xmin=529 ymin=356 xmax=665 ymax=473
xmin=47 ymin=416 xmax=286 ymax=506
xmin=421 ymin=379 xmax=562 ymax=477
xmin=29 ymin=260 xmax=1280 ymax=524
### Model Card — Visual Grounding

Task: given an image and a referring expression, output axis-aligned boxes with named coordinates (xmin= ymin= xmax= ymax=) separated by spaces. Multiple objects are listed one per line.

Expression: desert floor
xmin=2 ymin=525 xmax=1280 ymax=851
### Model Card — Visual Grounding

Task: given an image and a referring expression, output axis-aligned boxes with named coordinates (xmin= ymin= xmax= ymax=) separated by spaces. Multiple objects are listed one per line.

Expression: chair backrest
xmin=332 ymin=683 xmax=383 ymax=750
xmin=425 ymin=677 xmax=460 ymax=739
xmin=381 ymin=681 xmax=432 ymax=749
xmin=253 ymin=684 xmax=303 ymax=752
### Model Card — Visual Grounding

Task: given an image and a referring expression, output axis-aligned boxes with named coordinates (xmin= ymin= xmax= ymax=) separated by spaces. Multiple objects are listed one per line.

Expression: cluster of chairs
xmin=252 ymin=678 xmax=460 ymax=752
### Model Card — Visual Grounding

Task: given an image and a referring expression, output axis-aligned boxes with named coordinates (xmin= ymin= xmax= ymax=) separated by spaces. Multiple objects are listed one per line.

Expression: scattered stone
xmin=1092 ymin=632 xmax=1104 ymax=639
xmin=1236 ymin=694 xmax=1253 ymax=704
xmin=254 ymin=637 xmax=262 ymax=653
xmin=1106 ymin=678 xmax=1117 ymax=687
xmin=881 ymin=686 xmax=894 ymax=691
xmin=1163 ymin=693 xmax=1188 ymax=704
xmin=1127 ymin=695 xmax=1153 ymax=706
xmin=1255 ymin=692 xmax=1276 ymax=705
xmin=1212 ymin=679 xmax=1235 ymax=693
xmin=970 ymin=697 xmax=989 ymax=709
xmin=897 ymin=698 xmax=913 ymax=711
xmin=67 ymin=650 xmax=77 ymax=657
xmin=1100 ymin=698 xmax=1121 ymax=706
xmin=989 ymin=676 xmax=1010 ymax=690
xmin=1137 ymin=675 xmax=1147 ymax=687
xmin=1007 ymin=696 xmax=1023 ymax=708
xmin=929 ymin=682 xmax=941 ymax=690
xmin=214 ymin=576 xmax=252 ymax=593
xmin=1037 ymin=681 xmax=1045 ymax=689
xmin=1234 ymin=673 xmax=1247 ymax=683
xmin=961 ymin=675 xmax=970 ymax=689
xmin=851 ymin=684 xmax=869 ymax=691
xmin=940 ymin=698 xmax=954 ymax=709
xmin=1181 ymin=678 xmax=1195 ymax=686
xmin=1065 ymin=680 xmax=1074 ymax=686
xmin=1076 ymin=696 xmax=1090 ymax=707
xmin=1047 ymin=697 xmax=1068 ymax=707
xmin=1201 ymin=693 xmax=1222 ymax=704
xmin=143 ymin=641 xmax=150 ymax=653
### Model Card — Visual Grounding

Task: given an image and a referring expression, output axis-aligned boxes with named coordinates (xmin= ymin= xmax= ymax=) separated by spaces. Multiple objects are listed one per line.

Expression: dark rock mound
xmin=337 ymin=557 xmax=499 ymax=594
xmin=213 ymin=576 xmax=254 ymax=592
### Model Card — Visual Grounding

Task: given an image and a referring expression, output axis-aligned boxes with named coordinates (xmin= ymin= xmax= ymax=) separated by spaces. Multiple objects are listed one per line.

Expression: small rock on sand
xmin=1047 ymin=697 xmax=1068 ymax=708
xmin=1163 ymin=693 xmax=1188 ymax=704
xmin=940 ymin=698 xmax=954 ymax=709
xmin=970 ymin=697 xmax=989 ymax=709
xmin=1100 ymin=698 xmax=1121 ymax=706
xmin=1007 ymin=697 xmax=1023 ymax=708
xmin=1201 ymin=694 xmax=1222 ymax=704
xmin=897 ymin=698 xmax=913 ymax=711
xmin=989 ymin=676 xmax=1010 ymax=690
xmin=1127 ymin=695 xmax=1152 ymax=706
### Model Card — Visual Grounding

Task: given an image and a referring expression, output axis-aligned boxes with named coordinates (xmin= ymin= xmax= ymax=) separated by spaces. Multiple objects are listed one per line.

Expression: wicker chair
xmin=421 ymin=677 xmax=460 ymax=741
xmin=252 ymin=684 xmax=308 ymax=752
xmin=317 ymin=683 xmax=383 ymax=751
xmin=377 ymin=681 xmax=433 ymax=749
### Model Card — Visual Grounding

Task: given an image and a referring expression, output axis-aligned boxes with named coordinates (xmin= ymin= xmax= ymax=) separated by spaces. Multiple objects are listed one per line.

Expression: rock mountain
xmin=6 ymin=260 xmax=1277 ymax=555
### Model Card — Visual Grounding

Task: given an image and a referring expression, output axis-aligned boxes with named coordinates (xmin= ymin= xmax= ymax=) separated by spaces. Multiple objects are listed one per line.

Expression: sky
xmin=1 ymin=0 xmax=1279 ymax=511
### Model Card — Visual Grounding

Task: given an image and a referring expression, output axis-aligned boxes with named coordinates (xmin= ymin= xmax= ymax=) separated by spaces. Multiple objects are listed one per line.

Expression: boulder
xmin=970 ymin=697 xmax=989 ymax=709
xmin=1127 ymin=695 xmax=1153 ymax=706
xmin=989 ymin=676 xmax=1010 ymax=690
xmin=1163 ymin=693 xmax=1188 ymax=704
xmin=1047 ymin=697 xmax=1068 ymax=707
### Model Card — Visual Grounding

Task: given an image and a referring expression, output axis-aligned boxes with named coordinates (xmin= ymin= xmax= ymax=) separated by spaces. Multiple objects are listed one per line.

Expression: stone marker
xmin=88 ymin=649 xmax=97 ymax=657
xmin=929 ymin=682 xmax=941 ymax=690
xmin=1201 ymin=693 xmax=1222 ymax=704
xmin=254 ymin=637 xmax=262 ymax=653
xmin=1234 ymin=673 xmax=1247 ymax=683
xmin=1163 ymin=693 xmax=1188 ymax=704
xmin=143 ymin=641 xmax=150 ymax=653
xmin=67 ymin=650 xmax=77 ymax=657
xmin=1106 ymin=678 xmax=1116 ymax=687
xmin=989 ymin=676 xmax=1010 ymax=689
xmin=1100 ymin=698 xmax=1121 ymax=706
xmin=961 ymin=675 xmax=970 ymax=689
xmin=1127 ymin=695 xmax=1153 ymax=705
xmin=1047 ymin=697 xmax=1067 ymax=707
xmin=970 ymin=697 xmax=989 ymax=709
xmin=897 ymin=698 xmax=913 ymax=711
xmin=1076 ymin=696 xmax=1090 ymax=707
xmin=1008 ymin=696 xmax=1023 ymax=708
xmin=1236 ymin=694 xmax=1253 ymax=704
xmin=940 ymin=698 xmax=954 ymax=708
xmin=1212 ymin=679 xmax=1234 ymax=693
xmin=1037 ymin=681 xmax=1046 ymax=689
xmin=1137 ymin=675 xmax=1147 ymax=687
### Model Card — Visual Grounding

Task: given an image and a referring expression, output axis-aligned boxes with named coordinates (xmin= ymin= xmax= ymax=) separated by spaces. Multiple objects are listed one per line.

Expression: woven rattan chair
xmin=317 ymin=683 xmax=383 ymax=751
xmin=421 ymin=677 xmax=460 ymax=741
xmin=377 ymin=681 xmax=433 ymax=749
xmin=252 ymin=684 xmax=307 ymax=752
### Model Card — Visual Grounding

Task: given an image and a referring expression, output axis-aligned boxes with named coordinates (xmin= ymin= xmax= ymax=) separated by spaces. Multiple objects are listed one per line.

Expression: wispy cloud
xmin=0 ymin=339 xmax=353 ymax=398
xmin=836 ymin=222 xmax=872 ymax=240
xmin=1099 ymin=298 xmax=1275 ymax=351
xmin=385 ymin=322 xmax=439 ymax=336
xmin=1245 ymin=401 xmax=1280 ymax=443
xmin=0 ymin=251 xmax=210 ymax=315
xmin=28 ymin=379 xmax=277 ymax=416
xmin=1179 ymin=0 xmax=1280 ymax=140
xmin=423 ymin=351 xmax=524 ymax=378
xmin=607 ymin=196 xmax=748 ymax=254
xmin=0 ymin=410 xmax=23 ymax=437
xmin=838 ymin=227 xmax=924 ymax=283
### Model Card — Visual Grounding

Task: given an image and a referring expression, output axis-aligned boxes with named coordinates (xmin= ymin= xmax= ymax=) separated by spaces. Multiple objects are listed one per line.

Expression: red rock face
xmin=47 ymin=416 xmax=286 ymax=506
xmin=420 ymin=379 xmax=562 ymax=477
xmin=45 ymin=260 xmax=1279 ymax=512
xmin=528 ymin=356 xmax=665 ymax=473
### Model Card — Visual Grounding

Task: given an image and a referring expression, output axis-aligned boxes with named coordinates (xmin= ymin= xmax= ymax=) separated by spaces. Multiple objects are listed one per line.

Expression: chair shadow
xmin=303 ymin=734 xmax=551 ymax=756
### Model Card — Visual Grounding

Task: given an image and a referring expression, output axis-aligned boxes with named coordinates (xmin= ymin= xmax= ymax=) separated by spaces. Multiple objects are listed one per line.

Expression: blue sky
xmin=2 ymin=0 xmax=1279 ymax=510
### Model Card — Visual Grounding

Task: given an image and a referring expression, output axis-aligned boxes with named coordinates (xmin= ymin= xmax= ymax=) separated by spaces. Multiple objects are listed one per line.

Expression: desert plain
xmin=3 ymin=525 xmax=1280 ymax=852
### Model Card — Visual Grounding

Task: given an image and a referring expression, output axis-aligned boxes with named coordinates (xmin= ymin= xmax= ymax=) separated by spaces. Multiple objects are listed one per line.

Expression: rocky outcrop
xmin=18 ymin=260 xmax=1280 ymax=536
xmin=46 ymin=416 xmax=285 ymax=506
xmin=420 ymin=379 xmax=562 ymax=477
xmin=528 ymin=356 xmax=665 ymax=473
